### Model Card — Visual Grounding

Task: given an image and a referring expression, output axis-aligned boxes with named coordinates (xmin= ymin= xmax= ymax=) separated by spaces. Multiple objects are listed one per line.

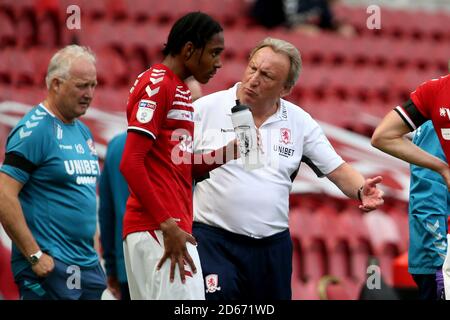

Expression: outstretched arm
xmin=371 ymin=110 xmax=450 ymax=188
xmin=327 ymin=163 xmax=384 ymax=212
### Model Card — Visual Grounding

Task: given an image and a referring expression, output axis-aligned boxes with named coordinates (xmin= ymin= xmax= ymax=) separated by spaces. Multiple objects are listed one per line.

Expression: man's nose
xmin=248 ymin=72 xmax=259 ymax=87
xmin=215 ymin=58 xmax=222 ymax=69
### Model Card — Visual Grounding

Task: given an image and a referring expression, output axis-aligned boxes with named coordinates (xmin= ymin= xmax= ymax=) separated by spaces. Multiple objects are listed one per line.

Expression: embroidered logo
xmin=86 ymin=139 xmax=97 ymax=156
xmin=205 ymin=274 xmax=221 ymax=293
xmin=280 ymin=128 xmax=292 ymax=145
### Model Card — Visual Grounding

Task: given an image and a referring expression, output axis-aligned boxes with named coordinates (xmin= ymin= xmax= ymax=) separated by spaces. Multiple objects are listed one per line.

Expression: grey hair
xmin=249 ymin=37 xmax=302 ymax=88
xmin=45 ymin=45 xmax=96 ymax=89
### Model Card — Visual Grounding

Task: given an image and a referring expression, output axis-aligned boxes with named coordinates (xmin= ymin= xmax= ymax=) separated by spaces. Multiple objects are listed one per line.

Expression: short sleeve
xmin=127 ymin=77 xmax=170 ymax=140
xmin=410 ymin=77 xmax=444 ymax=119
xmin=0 ymin=117 xmax=50 ymax=183
xmin=302 ymin=116 xmax=344 ymax=177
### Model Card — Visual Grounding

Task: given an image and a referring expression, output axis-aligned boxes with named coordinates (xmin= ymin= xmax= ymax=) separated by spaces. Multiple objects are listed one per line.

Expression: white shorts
xmin=123 ymin=230 xmax=205 ymax=300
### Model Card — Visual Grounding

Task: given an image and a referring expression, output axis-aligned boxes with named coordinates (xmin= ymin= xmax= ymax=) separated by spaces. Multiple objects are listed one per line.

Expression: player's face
xmin=239 ymin=47 xmax=291 ymax=108
xmin=189 ymin=32 xmax=224 ymax=84
xmin=56 ymin=58 xmax=97 ymax=122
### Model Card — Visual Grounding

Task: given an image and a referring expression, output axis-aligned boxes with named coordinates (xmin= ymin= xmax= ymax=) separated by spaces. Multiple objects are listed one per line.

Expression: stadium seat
xmin=91 ymin=86 xmax=129 ymax=112
xmin=1 ymin=49 xmax=35 ymax=87
xmin=16 ymin=10 xmax=38 ymax=49
xmin=337 ymin=206 xmax=374 ymax=281
xmin=0 ymin=0 xmax=34 ymax=17
xmin=0 ymin=50 xmax=13 ymax=84
xmin=197 ymin=0 xmax=250 ymax=27
xmin=0 ymin=243 xmax=19 ymax=300
xmin=292 ymin=279 xmax=320 ymax=300
xmin=290 ymin=208 xmax=329 ymax=281
xmin=223 ymin=28 xmax=267 ymax=61
xmin=36 ymin=12 xmax=61 ymax=47
xmin=0 ymin=10 xmax=16 ymax=48
xmin=28 ymin=48 xmax=55 ymax=86
xmin=59 ymin=0 xmax=106 ymax=21
xmin=95 ymin=48 xmax=129 ymax=87
xmin=5 ymin=87 xmax=46 ymax=105
xmin=317 ymin=275 xmax=352 ymax=300
xmin=123 ymin=0 xmax=189 ymax=23
xmin=217 ymin=60 xmax=247 ymax=89
xmin=328 ymin=240 xmax=352 ymax=279
xmin=363 ymin=210 xmax=402 ymax=286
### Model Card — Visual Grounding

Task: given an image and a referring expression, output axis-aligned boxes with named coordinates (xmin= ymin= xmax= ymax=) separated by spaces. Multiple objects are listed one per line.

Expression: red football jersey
xmin=123 ymin=64 xmax=195 ymax=237
xmin=395 ymin=74 xmax=450 ymax=162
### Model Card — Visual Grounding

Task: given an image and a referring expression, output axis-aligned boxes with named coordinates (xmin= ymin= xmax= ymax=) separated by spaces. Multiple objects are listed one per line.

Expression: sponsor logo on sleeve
xmin=136 ymin=99 xmax=156 ymax=124
xmin=441 ymin=128 xmax=450 ymax=140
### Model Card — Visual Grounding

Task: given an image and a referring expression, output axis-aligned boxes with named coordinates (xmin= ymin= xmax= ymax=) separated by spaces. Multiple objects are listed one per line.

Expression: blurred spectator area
xmin=0 ymin=0 xmax=448 ymax=123
xmin=289 ymin=194 xmax=410 ymax=299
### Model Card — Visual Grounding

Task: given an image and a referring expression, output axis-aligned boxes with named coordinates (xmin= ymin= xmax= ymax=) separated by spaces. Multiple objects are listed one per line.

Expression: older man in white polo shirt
xmin=193 ymin=37 xmax=384 ymax=300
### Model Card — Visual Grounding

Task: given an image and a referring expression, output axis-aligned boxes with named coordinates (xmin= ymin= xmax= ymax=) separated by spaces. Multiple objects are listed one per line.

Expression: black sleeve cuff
xmin=3 ymin=152 xmax=37 ymax=174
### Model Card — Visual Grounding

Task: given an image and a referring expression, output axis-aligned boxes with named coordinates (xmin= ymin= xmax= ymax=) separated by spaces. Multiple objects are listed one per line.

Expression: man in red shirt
xmin=371 ymin=74 xmax=450 ymax=299
xmin=371 ymin=75 xmax=450 ymax=188
xmin=120 ymin=12 xmax=234 ymax=300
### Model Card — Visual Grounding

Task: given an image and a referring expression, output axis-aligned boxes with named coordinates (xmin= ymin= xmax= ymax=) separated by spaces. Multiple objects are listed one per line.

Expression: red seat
xmin=0 ymin=0 xmax=34 ymax=17
xmin=318 ymin=275 xmax=352 ymax=300
xmin=292 ymin=279 xmax=320 ymax=300
xmin=36 ymin=12 xmax=60 ymax=47
xmin=0 ymin=10 xmax=16 ymax=47
xmin=216 ymin=60 xmax=247 ymax=89
xmin=4 ymin=87 xmax=46 ymax=105
xmin=337 ymin=206 xmax=374 ymax=281
xmin=0 ymin=243 xmax=19 ymax=300
xmin=59 ymin=0 xmax=106 ymax=21
xmin=328 ymin=239 xmax=352 ymax=280
xmin=28 ymin=48 xmax=55 ymax=87
xmin=392 ymin=252 xmax=417 ymax=289
xmin=16 ymin=10 xmax=38 ymax=49
xmin=95 ymin=49 xmax=129 ymax=87
xmin=363 ymin=210 xmax=402 ymax=286
xmin=289 ymin=208 xmax=328 ymax=281
xmin=224 ymin=28 xmax=267 ymax=61
xmin=197 ymin=0 xmax=249 ymax=27
xmin=91 ymin=86 xmax=129 ymax=113
xmin=3 ymin=49 xmax=35 ymax=86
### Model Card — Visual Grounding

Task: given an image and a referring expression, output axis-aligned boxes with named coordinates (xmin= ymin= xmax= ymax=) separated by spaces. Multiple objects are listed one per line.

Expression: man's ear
xmin=51 ymin=78 xmax=62 ymax=93
xmin=182 ymin=41 xmax=195 ymax=61
xmin=280 ymin=85 xmax=292 ymax=98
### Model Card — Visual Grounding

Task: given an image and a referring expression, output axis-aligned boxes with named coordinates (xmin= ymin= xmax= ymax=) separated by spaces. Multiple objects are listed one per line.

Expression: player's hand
xmin=158 ymin=218 xmax=198 ymax=284
xmin=107 ymin=275 xmax=122 ymax=300
xmin=359 ymin=176 xmax=384 ymax=212
xmin=31 ymin=253 xmax=54 ymax=277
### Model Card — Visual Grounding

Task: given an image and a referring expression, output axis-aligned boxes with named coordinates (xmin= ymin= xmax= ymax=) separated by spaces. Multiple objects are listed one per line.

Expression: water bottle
xmin=230 ymin=100 xmax=263 ymax=171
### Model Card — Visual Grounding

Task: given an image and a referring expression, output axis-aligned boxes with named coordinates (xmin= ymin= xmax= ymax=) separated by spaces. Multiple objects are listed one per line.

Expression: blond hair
xmin=249 ymin=37 xmax=302 ymax=88
xmin=45 ymin=45 xmax=96 ymax=88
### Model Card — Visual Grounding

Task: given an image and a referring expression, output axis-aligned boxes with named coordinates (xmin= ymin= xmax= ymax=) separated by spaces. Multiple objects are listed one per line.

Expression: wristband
xmin=357 ymin=186 xmax=364 ymax=202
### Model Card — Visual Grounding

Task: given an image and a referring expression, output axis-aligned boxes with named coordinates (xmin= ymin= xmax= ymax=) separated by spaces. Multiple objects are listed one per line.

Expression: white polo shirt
xmin=193 ymin=83 xmax=344 ymax=238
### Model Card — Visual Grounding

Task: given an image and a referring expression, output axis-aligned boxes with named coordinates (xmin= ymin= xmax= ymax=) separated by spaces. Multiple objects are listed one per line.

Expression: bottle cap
xmin=231 ymin=102 xmax=250 ymax=113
